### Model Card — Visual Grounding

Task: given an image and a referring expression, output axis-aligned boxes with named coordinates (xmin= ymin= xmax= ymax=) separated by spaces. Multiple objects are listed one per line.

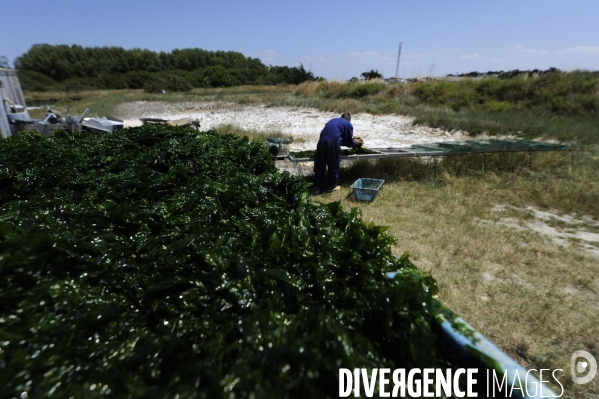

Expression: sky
xmin=2 ymin=0 xmax=599 ymax=80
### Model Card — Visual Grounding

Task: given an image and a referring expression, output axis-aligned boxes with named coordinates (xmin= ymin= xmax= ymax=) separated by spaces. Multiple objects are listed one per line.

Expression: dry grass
xmin=312 ymin=150 xmax=599 ymax=398
xmin=23 ymin=87 xmax=298 ymax=119
xmin=25 ymin=89 xmax=144 ymax=119
xmin=211 ymin=123 xmax=298 ymax=144
xmin=24 ymin=82 xmax=599 ymax=144
xmin=24 ymin=89 xmax=116 ymax=104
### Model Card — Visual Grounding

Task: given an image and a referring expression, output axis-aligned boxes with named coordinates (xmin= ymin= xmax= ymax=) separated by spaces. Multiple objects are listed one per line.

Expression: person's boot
xmin=328 ymin=186 xmax=341 ymax=193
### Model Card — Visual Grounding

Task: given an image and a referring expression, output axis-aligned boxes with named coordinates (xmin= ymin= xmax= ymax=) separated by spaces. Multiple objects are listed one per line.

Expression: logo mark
xmin=571 ymin=350 xmax=597 ymax=384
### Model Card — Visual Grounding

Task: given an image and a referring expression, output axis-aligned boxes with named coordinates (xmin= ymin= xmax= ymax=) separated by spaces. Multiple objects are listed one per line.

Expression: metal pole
xmin=433 ymin=156 xmax=437 ymax=179
xmin=395 ymin=42 xmax=402 ymax=78
xmin=482 ymin=153 xmax=486 ymax=173
xmin=0 ymin=97 xmax=11 ymax=138
xmin=529 ymin=150 xmax=533 ymax=168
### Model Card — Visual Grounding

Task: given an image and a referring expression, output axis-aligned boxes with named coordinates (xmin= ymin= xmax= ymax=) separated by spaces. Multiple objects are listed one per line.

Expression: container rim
xmin=350 ymin=178 xmax=385 ymax=190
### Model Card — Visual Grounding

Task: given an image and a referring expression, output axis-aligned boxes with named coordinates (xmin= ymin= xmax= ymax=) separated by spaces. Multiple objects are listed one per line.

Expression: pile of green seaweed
xmin=0 ymin=126 xmax=442 ymax=398
xmin=290 ymin=146 xmax=380 ymax=159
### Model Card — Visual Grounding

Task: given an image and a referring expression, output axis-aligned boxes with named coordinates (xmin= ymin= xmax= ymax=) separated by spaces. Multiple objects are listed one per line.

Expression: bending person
xmin=312 ymin=113 xmax=363 ymax=194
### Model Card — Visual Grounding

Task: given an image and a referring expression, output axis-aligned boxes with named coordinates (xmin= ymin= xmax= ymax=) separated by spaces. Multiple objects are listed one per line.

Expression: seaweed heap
xmin=0 ymin=126 xmax=441 ymax=398
xmin=290 ymin=146 xmax=379 ymax=159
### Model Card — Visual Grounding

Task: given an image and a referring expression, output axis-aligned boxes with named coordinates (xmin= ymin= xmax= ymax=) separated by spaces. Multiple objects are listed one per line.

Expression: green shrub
xmin=341 ymin=81 xmax=386 ymax=98
xmin=123 ymin=70 xmax=162 ymax=89
xmin=414 ymin=81 xmax=455 ymax=105
xmin=202 ymin=65 xmax=237 ymax=88
xmin=57 ymin=76 xmax=99 ymax=92
xmin=142 ymin=80 xmax=164 ymax=93
xmin=15 ymin=70 xmax=57 ymax=92
xmin=482 ymin=100 xmax=514 ymax=112
xmin=164 ymin=75 xmax=193 ymax=92
xmin=98 ymin=73 xmax=129 ymax=90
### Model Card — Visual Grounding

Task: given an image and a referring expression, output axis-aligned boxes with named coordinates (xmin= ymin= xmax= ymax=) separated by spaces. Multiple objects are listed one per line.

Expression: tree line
xmin=15 ymin=44 xmax=320 ymax=92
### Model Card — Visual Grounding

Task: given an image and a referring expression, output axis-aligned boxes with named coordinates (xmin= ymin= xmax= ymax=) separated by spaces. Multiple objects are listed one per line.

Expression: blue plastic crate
xmin=350 ymin=178 xmax=385 ymax=202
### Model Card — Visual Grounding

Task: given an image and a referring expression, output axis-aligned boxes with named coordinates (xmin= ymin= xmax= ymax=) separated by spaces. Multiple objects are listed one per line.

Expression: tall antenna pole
xmin=395 ymin=42 xmax=402 ymax=78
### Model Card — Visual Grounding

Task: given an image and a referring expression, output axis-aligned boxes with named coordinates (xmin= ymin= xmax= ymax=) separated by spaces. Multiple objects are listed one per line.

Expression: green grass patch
xmin=313 ymin=147 xmax=599 ymax=397
xmin=212 ymin=123 xmax=296 ymax=143
xmin=330 ymin=147 xmax=599 ymax=218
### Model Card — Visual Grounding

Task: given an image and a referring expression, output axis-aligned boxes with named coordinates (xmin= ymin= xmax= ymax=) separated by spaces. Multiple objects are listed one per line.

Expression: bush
xmin=123 ymin=70 xmax=162 ymax=89
xmin=202 ymin=65 xmax=237 ymax=88
xmin=15 ymin=70 xmax=57 ymax=92
xmin=57 ymin=76 xmax=99 ymax=92
xmin=341 ymin=81 xmax=386 ymax=98
xmin=98 ymin=73 xmax=129 ymax=90
xmin=482 ymin=100 xmax=514 ymax=112
xmin=164 ymin=75 xmax=193 ymax=92
xmin=142 ymin=80 xmax=164 ymax=93
xmin=414 ymin=81 xmax=455 ymax=104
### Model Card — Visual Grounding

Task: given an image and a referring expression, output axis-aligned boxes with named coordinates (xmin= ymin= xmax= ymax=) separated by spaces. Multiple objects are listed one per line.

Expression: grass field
xmin=312 ymin=151 xmax=599 ymax=397
xmin=210 ymin=123 xmax=298 ymax=144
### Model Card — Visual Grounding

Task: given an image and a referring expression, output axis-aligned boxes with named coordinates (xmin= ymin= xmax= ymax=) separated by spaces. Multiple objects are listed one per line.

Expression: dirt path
xmin=116 ymin=101 xmax=470 ymax=151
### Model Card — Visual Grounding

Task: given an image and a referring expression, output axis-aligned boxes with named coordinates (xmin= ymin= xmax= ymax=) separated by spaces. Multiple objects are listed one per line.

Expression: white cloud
xmin=460 ymin=53 xmax=482 ymax=59
xmin=346 ymin=51 xmax=382 ymax=59
xmin=301 ymin=51 xmax=390 ymax=64
xmin=296 ymin=51 xmax=396 ymax=80
xmin=247 ymin=49 xmax=279 ymax=64
xmin=404 ymin=53 xmax=427 ymax=59
xmin=558 ymin=45 xmax=599 ymax=55
xmin=299 ymin=55 xmax=325 ymax=63
xmin=506 ymin=45 xmax=548 ymax=55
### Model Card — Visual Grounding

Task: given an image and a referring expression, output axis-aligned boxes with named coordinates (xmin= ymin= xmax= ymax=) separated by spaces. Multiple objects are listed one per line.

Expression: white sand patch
xmin=482 ymin=272 xmax=497 ymax=283
xmin=116 ymin=101 xmax=469 ymax=152
xmin=562 ymin=285 xmax=579 ymax=296
xmin=481 ymin=205 xmax=599 ymax=257
xmin=124 ymin=119 xmax=143 ymax=128
xmin=481 ymin=263 xmax=532 ymax=289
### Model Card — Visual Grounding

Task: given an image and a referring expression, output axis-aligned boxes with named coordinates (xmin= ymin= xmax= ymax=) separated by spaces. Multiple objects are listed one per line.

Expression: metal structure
xmin=266 ymin=137 xmax=291 ymax=159
xmin=394 ymin=42 xmax=402 ymax=79
xmin=285 ymin=138 xmax=573 ymax=179
xmin=1 ymin=66 xmax=123 ymax=138
xmin=139 ymin=117 xmax=202 ymax=131
xmin=0 ymin=56 xmax=10 ymax=69
xmin=0 ymin=67 xmax=28 ymax=138
xmin=289 ymin=139 xmax=570 ymax=163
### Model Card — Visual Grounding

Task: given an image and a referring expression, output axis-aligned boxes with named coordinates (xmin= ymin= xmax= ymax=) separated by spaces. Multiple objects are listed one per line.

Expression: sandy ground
xmin=479 ymin=205 xmax=599 ymax=257
xmin=116 ymin=101 xmax=470 ymax=151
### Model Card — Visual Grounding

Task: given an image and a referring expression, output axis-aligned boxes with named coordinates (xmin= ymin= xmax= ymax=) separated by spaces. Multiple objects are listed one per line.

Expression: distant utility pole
xmin=395 ymin=42 xmax=402 ymax=78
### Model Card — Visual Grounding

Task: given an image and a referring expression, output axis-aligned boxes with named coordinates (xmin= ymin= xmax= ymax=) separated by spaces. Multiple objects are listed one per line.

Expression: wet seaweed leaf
xmin=0 ymin=125 xmax=442 ymax=398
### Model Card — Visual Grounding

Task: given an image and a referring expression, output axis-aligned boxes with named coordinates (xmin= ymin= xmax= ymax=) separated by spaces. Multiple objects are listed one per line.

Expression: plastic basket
xmin=350 ymin=178 xmax=385 ymax=202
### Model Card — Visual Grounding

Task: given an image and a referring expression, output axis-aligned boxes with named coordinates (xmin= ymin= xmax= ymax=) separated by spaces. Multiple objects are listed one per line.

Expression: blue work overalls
xmin=313 ymin=118 xmax=356 ymax=191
